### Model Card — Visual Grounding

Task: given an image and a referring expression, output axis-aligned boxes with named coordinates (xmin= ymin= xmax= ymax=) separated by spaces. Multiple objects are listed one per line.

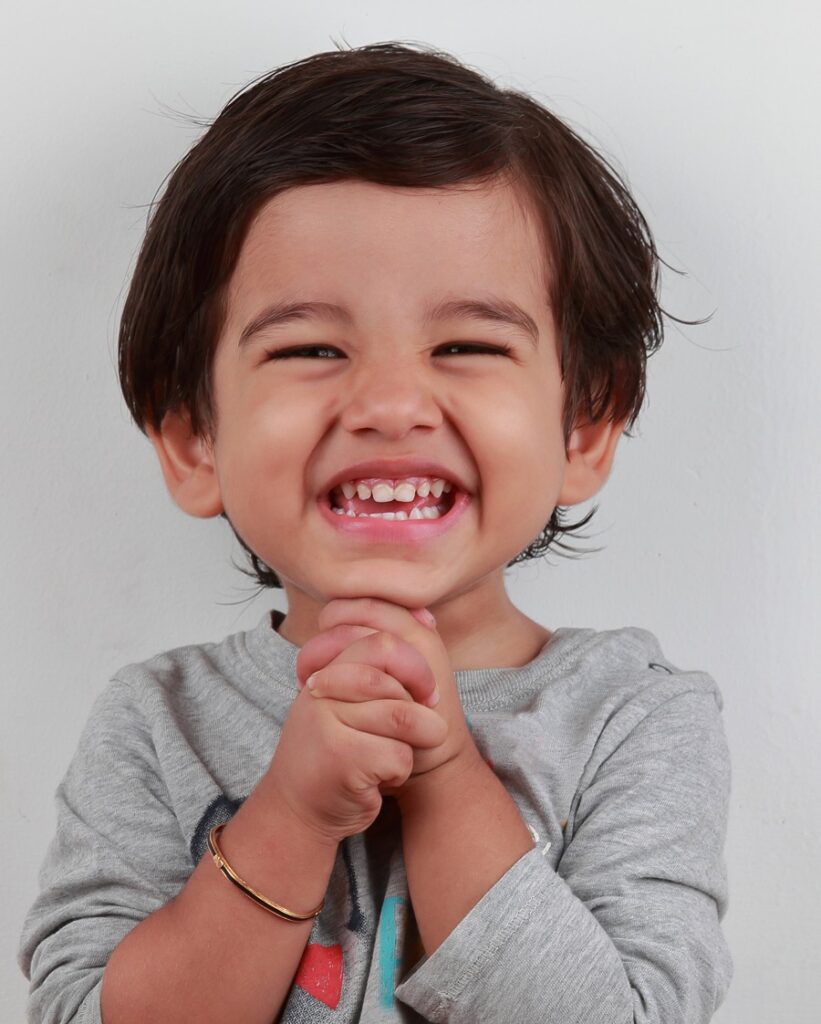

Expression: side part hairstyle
xmin=118 ymin=40 xmax=695 ymax=591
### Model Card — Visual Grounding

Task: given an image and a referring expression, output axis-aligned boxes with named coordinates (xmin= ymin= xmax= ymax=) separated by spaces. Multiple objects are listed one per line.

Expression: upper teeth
xmin=338 ymin=477 xmax=453 ymax=502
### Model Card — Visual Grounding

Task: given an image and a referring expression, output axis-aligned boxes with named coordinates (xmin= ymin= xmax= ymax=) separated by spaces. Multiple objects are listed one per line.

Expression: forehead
xmin=225 ymin=178 xmax=550 ymax=316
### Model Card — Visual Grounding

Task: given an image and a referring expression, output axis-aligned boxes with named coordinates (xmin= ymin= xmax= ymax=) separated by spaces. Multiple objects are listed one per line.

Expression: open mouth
xmin=324 ymin=484 xmax=458 ymax=521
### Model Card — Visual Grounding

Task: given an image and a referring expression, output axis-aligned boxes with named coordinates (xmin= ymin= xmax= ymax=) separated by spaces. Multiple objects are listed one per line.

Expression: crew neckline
xmin=241 ymin=607 xmax=596 ymax=711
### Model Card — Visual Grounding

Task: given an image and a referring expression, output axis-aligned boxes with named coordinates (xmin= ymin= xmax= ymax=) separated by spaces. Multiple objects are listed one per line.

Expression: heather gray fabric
xmin=18 ymin=608 xmax=733 ymax=1023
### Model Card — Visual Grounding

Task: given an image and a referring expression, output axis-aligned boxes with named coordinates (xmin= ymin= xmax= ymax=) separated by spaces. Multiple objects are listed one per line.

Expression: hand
xmin=264 ymin=606 xmax=449 ymax=846
xmin=295 ymin=597 xmax=478 ymax=796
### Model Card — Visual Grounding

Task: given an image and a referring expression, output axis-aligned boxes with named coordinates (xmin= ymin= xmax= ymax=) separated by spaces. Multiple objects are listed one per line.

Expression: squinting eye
xmin=436 ymin=343 xmax=513 ymax=356
xmin=263 ymin=346 xmax=342 ymax=360
xmin=262 ymin=342 xmax=513 ymax=360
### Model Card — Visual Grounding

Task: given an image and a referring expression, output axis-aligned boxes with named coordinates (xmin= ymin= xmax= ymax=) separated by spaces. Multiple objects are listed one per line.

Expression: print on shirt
xmin=190 ymin=794 xmax=243 ymax=863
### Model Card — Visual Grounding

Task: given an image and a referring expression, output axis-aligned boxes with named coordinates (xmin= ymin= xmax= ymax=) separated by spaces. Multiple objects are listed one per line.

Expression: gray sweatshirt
xmin=18 ymin=608 xmax=733 ymax=1023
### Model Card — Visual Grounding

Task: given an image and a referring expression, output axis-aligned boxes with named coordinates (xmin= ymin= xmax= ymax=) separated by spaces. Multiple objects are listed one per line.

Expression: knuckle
xmin=389 ymin=702 xmax=414 ymax=734
xmin=362 ymin=666 xmax=385 ymax=693
xmin=375 ymin=632 xmax=396 ymax=657
xmin=396 ymin=743 xmax=414 ymax=777
xmin=342 ymin=759 xmax=364 ymax=790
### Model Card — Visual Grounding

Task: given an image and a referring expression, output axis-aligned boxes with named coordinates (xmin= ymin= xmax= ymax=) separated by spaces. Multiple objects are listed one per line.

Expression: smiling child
xmin=19 ymin=41 xmax=732 ymax=1024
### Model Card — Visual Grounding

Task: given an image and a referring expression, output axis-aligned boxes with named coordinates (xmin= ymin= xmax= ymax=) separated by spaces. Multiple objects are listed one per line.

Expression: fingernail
xmin=427 ymin=688 xmax=441 ymax=707
xmin=421 ymin=609 xmax=437 ymax=627
xmin=306 ymin=673 xmax=318 ymax=690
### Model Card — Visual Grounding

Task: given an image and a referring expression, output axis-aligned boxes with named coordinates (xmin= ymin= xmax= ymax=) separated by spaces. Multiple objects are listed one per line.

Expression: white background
xmin=2 ymin=2 xmax=819 ymax=1020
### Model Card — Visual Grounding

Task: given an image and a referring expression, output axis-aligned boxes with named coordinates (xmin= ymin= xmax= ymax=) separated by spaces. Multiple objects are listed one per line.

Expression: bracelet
xmin=207 ymin=825 xmax=325 ymax=922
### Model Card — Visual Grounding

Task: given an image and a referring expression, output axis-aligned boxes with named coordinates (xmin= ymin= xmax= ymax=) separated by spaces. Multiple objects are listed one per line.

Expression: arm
xmin=102 ymin=782 xmax=337 ymax=1024
xmin=394 ymin=688 xmax=733 ymax=1024
xmin=17 ymin=678 xmax=337 ymax=1024
xmin=396 ymin=746 xmax=535 ymax=955
xmin=19 ymin=623 xmax=444 ymax=1024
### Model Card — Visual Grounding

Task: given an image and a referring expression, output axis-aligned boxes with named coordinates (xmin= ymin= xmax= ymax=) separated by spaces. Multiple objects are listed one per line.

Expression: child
xmin=18 ymin=41 xmax=733 ymax=1023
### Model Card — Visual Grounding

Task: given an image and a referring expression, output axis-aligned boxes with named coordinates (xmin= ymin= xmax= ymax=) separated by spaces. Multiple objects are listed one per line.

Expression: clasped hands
xmin=294 ymin=597 xmax=480 ymax=800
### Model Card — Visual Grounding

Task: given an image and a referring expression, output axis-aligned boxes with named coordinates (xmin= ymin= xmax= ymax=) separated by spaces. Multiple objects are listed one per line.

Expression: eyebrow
xmin=237 ymin=296 xmax=540 ymax=348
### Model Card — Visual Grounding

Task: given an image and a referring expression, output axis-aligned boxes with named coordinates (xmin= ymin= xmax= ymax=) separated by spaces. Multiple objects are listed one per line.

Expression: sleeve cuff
xmin=75 ymin=980 xmax=102 ymax=1024
xmin=394 ymin=844 xmax=546 ymax=1016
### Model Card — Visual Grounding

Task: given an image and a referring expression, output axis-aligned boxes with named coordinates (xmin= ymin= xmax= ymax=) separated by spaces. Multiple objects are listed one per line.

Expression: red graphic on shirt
xmin=294 ymin=943 xmax=344 ymax=1009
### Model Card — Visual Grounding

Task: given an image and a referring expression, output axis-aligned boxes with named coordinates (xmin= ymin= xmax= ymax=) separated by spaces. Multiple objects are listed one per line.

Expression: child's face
xmin=162 ymin=177 xmax=621 ymax=656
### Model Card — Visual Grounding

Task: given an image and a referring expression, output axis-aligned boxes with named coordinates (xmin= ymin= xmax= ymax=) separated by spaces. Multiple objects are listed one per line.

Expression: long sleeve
xmin=393 ymin=685 xmax=733 ymax=1023
xmin=17 ymin=615 xmax=735 ymax=1023
xmin=17 ymin=678 xmax=193 ymax=1024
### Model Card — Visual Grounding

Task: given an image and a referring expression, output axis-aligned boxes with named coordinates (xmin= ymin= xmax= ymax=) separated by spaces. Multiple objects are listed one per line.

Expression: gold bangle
xmin=207 ymin=824 xmax=325 ymax=922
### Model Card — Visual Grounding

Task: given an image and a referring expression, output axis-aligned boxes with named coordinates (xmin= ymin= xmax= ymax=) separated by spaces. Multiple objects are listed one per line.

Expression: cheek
xmin=214 ymin=405 xmax=306 ymax=517
xmin=476 ymin=389 xmax=565 ymax=517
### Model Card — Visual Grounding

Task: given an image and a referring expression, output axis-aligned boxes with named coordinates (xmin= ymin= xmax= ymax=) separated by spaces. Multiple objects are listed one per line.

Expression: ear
xmin=557 ymin=412 xmax=628 ymax=506
xmin=146 ymin=410 xmax=224 ymax=518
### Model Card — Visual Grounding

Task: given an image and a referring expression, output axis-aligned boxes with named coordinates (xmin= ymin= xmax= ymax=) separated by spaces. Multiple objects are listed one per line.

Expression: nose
xmin=338 ymin=354 xmax=443 ymax=439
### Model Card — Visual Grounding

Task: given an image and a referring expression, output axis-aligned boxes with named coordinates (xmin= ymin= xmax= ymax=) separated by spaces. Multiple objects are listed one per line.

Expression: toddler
xmin=18 ymin=41 xmax=732 ymax=1024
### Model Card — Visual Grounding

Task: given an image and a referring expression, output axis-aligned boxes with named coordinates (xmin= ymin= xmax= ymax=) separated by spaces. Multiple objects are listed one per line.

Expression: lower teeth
xmin=331 ymin=504 xmax=446 ymax=520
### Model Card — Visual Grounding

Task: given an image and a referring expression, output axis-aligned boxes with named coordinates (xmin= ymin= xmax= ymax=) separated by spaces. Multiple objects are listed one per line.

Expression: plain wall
xmin=3 ymin=1 xmax=819 ymax=1020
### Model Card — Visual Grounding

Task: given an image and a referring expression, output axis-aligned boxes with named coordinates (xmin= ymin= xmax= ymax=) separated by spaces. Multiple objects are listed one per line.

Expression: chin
xmin=322 ymin=578 xmax=435 ymax=609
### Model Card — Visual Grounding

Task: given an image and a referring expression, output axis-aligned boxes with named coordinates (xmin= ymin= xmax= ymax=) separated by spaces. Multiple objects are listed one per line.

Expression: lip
xmin=319 ymin=458 xmax=471 ymax=497
xmin=317 ymin=488 xmax=472 ymax=543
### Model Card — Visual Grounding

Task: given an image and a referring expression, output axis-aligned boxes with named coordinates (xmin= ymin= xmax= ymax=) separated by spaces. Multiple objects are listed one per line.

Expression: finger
xmin=300 ymin=626 xmax=439 ymax=709
xmin=411 ymin=607 xmax=437 ymax=629
xmin=317 ymin=597 xmax=435 ymax=637
xmin=306 ymin=663 xmax=414 ymax=703
xmin=344 ymin=731 xmax=415 ymax=791
xmin=295 ymin=624 xmax=380 ymax=687
xmin=334 ymin=698 xmax=448 ymax=750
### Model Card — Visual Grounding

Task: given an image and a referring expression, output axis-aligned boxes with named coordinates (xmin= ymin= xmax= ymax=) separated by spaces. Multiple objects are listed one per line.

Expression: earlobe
xmin=557 ymin=413 xmax=628 ymax=506
xmin=147 ymin=410 xmax=224 ymax=518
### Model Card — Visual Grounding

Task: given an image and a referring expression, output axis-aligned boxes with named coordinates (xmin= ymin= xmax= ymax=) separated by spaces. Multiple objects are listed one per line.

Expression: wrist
xmin=202 ymin=788 xmax=336 ymax=919
xmin=396 ymin=742 xmax=486 ymax=816
xmin=251 ymin=774 xmax=342 ymax=853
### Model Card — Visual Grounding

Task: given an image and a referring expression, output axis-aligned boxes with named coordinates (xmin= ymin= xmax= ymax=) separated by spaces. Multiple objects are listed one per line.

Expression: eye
xmin=262 ymin=342 xmax=513 ymax=361
xmin=435 ymin=343 xmax=513 ymax=357
xmin=263 ymin=345 xmax=342 ymax=360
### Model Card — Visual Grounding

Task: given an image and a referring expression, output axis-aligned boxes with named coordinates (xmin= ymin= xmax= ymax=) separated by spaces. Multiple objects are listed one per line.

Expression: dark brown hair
xmin=118 ymin=40 xmax=698 ymax=591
